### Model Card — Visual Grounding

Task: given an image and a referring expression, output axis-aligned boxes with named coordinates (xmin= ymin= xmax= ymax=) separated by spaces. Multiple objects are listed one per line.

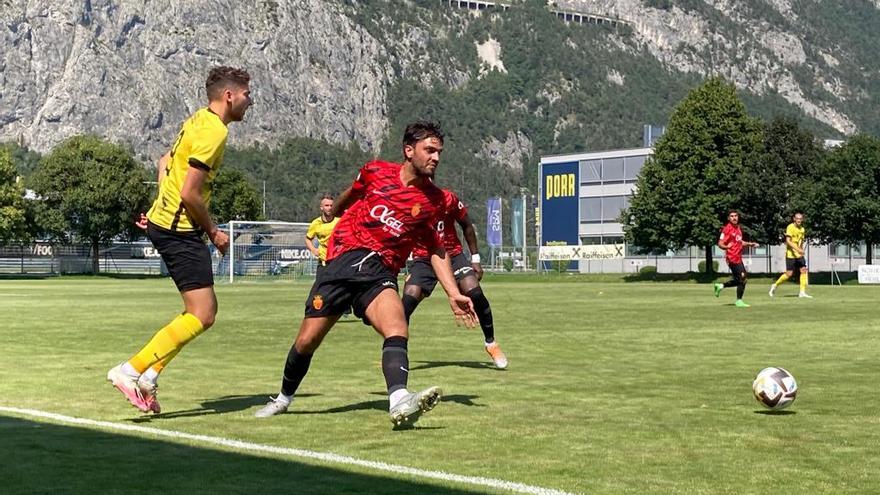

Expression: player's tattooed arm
xmin=157 ymin=152 xmax=171 ymax=185
xmin=331 ymin=186 xmax=358 ymax=217
xmin=181 ymin=166 xmax=229 ymax=255
xmin=458 ymin=213 xmax=483 ymax=280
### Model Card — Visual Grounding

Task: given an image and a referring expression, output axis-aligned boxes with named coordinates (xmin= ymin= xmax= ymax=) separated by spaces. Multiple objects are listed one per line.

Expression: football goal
xmin=216 ymin=221 xmax=318 ymax=282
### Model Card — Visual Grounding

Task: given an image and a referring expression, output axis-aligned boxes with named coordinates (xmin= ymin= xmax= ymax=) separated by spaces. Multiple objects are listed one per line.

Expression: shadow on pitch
xmin=0 ymin=415 xmax=486 ymax=494
xmin=409 ymin=360 xmax=497 ymax=371
xmin=753 ymin=410 xmax=797 ymax=415
xmin=292 ymin=392 xmax=484 ymax=415
xmin=129 ymin=393 xmax=320 ymax=422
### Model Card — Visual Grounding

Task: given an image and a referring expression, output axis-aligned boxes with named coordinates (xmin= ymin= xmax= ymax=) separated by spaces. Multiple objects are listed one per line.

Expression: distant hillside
xmin=3 ymin=0 xmax=878 ymax=231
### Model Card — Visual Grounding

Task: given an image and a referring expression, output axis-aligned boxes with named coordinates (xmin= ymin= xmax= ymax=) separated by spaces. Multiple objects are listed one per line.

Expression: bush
xmin=639 ymin=265 xmax=657 ymax=275
xmin=698 ymin=260 xmax=719 ymax=273
xmin=502 ymin=258 xmax=514 ymax=272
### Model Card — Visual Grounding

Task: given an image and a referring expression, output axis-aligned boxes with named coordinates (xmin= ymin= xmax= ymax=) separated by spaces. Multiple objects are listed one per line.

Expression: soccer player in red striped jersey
xmin=403 ymin=188 xmax=508 ymax=369
xmin=255 ymin=121 xmax=477 ymax=427
xmin=714 ymin=210 xmax=759 ymax=307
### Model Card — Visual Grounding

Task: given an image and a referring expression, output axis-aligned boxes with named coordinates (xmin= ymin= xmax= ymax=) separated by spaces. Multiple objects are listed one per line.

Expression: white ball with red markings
xmin=752 ymin=367 xmax=798 ymax=410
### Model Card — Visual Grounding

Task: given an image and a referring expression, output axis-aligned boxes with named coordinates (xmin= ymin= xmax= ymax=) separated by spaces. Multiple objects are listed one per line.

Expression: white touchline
xmin=0 ymin=406 xmax=578 ymax=495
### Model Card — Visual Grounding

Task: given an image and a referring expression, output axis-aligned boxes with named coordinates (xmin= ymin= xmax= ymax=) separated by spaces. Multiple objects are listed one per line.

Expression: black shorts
xmin=304 ymin=249 xmax=398 ymax=323
xmin=727 ymin=261 xmax=747 ymax=281
xmin=786 ymin=257 xmax=807 ymax=272
xmin=147 ymin=221 xmax=214 ymax=292
xmin=404 ymin=253 xmax=474 ymax=297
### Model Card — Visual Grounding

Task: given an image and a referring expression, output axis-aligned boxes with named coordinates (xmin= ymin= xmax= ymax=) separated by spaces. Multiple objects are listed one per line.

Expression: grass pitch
xmin=1 ymin=275 xmax=879 ymax=494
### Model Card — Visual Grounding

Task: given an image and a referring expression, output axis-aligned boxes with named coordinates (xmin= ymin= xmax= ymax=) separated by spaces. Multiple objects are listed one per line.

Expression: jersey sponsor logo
xmin=312 ymin=295 xmax=324 ymax=310
xmin=370 ymin=204 xmax=404 ymax=235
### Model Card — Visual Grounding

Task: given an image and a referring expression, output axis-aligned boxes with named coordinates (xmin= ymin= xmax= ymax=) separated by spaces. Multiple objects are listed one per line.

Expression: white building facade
xmin=538 ymin=148 xmax=864 ymax=274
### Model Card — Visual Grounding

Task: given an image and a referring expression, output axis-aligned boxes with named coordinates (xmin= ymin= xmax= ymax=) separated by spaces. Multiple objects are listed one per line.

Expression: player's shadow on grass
xmin=292 ymin=392 xmax=484 ymax=415
xmin=753 ymin=410 xmax=797 ymax=415
xmin=129 ymin=393 xmax=320 ymax=422
xmin=409 ymin=360 xmax=497 ymax=371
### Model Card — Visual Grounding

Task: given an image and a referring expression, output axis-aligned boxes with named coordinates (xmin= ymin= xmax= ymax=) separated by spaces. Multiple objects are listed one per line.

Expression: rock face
xmin=1 ymin=0 xmax=392 ymax=159
xmin=0 ymin=0 xmax=873 ymax=159
xmin=554 ymin=0 xmax=861 ymax=134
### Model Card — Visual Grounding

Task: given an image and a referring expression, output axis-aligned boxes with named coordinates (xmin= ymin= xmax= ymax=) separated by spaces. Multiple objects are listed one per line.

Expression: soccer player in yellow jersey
xmin=305 ymin=194 xmax=339 ymax=274
xmin=107 ymin=66 xmax=253 ymax=413
xmin=769 ymin=212 xmax=812 ymax=298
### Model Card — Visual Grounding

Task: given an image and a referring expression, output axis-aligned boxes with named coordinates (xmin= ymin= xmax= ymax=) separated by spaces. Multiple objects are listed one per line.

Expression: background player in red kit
xmin=403 ymin=188 xmax=508 ymax=369
xmin=714 ymin=210 xmax=759 ymax=308
xmin=255 ymin=121 xmax=477 ymax=427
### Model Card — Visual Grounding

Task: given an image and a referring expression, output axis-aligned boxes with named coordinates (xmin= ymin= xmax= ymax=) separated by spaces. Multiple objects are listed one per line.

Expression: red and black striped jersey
xmin=411 ymin=189 xmax=468 ymax=259
xmin=327 ymin=160 xmax=443 ymax=273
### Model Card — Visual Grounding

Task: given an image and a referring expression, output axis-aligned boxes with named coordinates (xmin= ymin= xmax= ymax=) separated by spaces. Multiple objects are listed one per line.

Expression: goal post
xmin=217 ymin=220 xmax=317 ymax=282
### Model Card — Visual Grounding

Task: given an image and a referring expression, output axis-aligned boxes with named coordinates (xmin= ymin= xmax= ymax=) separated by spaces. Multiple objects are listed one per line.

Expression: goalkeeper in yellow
xmin=107 ymin=66 xmax=252 ymax=413
xmin=769 ymin=212 xmax=812 ymax=299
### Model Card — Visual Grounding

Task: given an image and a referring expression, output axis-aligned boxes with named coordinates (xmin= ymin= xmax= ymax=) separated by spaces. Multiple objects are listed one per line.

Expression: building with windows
xmin=539 ymin=148 xmax=864 ymax=274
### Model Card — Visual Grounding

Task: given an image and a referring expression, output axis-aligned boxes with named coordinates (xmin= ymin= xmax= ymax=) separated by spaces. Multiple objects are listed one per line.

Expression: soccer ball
xmin=752 ymin=367 xmax=797 ymax=410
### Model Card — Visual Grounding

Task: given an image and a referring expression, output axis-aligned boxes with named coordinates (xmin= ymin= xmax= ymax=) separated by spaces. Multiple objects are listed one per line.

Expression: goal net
xmin=215 ymin=221 xmax=317 ymax=282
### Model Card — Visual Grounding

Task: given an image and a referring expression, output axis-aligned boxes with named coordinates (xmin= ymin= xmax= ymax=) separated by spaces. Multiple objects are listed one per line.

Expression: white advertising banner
xmin=857 ymin=264 xmax=880 ymax=284
xmin=539 ymin=244 xmax=625 ymax=261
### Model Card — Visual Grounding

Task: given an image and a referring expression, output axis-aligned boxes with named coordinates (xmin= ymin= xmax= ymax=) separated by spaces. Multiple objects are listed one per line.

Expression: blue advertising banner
xmin=540 ymin=161 xmax=579 ymax=269
xmin=487 ymin=197 xmax=502 ymax=247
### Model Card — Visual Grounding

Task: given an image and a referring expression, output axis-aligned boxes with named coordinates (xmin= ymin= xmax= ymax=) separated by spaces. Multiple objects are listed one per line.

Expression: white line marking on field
xmin=0 ymin=406 xmax=578 ymax=495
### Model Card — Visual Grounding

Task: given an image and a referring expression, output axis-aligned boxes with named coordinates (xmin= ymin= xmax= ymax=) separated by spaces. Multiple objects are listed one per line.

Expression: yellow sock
xmin=128 ymin=313 xmax=205 ymax=373
xmin=774 ymin=273 xmax=789 ymax=286
xmin=150 ymin=349 xmax=181 ymax=374
xmin=800 ymin=273 xmax=808 ymax=293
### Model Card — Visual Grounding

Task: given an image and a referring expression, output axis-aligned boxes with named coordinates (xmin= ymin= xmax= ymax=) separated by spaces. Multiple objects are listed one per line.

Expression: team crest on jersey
xmin=411 ymin=204 xmax=421 ymax=217
xmin=312 ymin=295 xmax=324 ymax=310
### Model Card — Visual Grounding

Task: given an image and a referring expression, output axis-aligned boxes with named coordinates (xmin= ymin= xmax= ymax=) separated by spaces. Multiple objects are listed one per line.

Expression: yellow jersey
xmin=147 ymin=108 xmax=228 ymax=232
xmin=785 ymin=223 xmax=806 ymax=259
xmin=306 ymin=216 xmax=339 ymax=262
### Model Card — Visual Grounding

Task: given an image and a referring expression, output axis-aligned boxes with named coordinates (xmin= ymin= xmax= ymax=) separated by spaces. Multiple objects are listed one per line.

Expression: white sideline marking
xmin=0 ymin=406 xmax=578 ymax=495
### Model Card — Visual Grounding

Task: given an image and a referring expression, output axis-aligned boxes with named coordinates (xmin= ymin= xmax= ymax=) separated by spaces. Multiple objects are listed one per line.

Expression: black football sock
xmin=467 ymin=287 xmax=495 ymax=343
xmin=280 ymin=346 xmax=313 ymax=397
xmin=723 ymin=279 xmax=739 ymax=288
xmin=737 ymin=281 xmax=746 ymax=300
xmin=382 ymin=336 xmax=409 ymax=396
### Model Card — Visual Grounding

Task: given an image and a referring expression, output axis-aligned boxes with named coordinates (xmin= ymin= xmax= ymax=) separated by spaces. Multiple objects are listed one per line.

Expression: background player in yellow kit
xmin=769 ymin=212 xmax=812 ymax=298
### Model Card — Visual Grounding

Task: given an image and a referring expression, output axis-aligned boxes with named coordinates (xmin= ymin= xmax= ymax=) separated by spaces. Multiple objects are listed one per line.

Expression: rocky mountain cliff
xmin=555 ymin=0 xmax=876 ymax=134
xmin=1 ymin=0 xmax=878 ymax=162
xmin=1 ymin=0 xmax=393 ymax=159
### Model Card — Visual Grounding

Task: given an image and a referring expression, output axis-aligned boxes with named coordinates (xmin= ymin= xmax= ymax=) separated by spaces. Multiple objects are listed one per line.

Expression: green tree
xmin=622 ymin=77 xmax=762 ymax=272
xmin=210 ymin=168 xmax=265 ymax=223
xmin=739 ymin=116 xmax=825 ymax=246
xmin=0 ymin=147 xmax=28 ymax=243
xmin=805 ymin=134 xmax=880 ymax=264
xmin=0 ymin=142 xmax=42 ymax=177
xmin=224 ymin=138 xmax=369 ymax=222
xmin=30 ymin=136 xmax=151 ymax=273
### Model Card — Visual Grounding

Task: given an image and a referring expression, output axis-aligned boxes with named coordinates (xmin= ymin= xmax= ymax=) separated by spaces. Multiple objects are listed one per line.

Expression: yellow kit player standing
xmin=769 ymin=212 xmax=812 ymax=298
xmin=107 ymin=66 xmax=253 ymax=413
xmin=305 ymin=194 xmax=339 ymax=275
